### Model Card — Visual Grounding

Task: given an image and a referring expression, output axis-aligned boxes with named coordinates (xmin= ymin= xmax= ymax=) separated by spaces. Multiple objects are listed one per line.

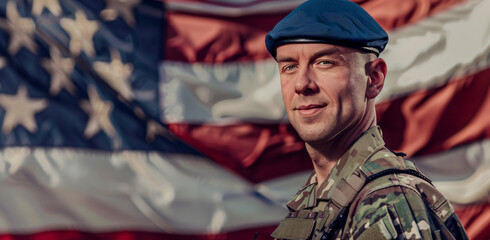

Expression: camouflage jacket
xmin=272 ymin=126 xmax=468 ymax=240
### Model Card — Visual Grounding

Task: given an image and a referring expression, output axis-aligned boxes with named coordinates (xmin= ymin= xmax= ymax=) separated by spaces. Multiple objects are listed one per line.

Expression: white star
xmin=93 ymin=48 xmax=134 ymax=101
xmin=0 ymin=1 xmax=37 ymax=55
xmin=79 ymin=85 xmax=116 ymax=139
xmin=146 ymin=120 xmax=174 ymax=142
xmin=60 ymin=11 xmax=99 ymax=57
xmin=0 ymin=57 xmax=6 ymax=70
xmin=0 ymin=85 xmax=48 ymax=134
xmin=100 ymin=0 xmax=141 ymax=26
xmin=32 ymin=0 xmax=62 ymax=16
xmin=41 ymin=47 xmax=76 ymax=96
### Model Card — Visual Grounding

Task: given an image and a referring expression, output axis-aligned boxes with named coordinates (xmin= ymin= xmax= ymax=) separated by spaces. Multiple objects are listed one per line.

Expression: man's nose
xmin=295 ymin=68 xmax=318 ymax=95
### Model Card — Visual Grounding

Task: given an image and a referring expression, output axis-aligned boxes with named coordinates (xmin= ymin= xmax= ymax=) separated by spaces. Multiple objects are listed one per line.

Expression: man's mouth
xmin=295 ymin=104 xmax=326 ymax=116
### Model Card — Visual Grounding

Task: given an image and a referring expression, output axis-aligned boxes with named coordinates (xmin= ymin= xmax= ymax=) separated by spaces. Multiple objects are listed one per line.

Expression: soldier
xmin=265 ymin=0 xmax=469 ymax=239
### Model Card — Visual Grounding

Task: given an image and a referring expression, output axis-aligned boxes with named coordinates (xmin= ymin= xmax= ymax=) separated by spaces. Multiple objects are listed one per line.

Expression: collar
xmin=287 ymin=126 xmax=386 ymax=211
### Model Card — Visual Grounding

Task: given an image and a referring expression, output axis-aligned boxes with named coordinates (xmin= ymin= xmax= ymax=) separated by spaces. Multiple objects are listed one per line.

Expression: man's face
xmin=276 ymin=43 xmax=370 ymax=145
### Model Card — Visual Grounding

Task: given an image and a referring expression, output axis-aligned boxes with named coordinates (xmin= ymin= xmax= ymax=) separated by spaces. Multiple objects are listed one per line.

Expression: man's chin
xmin=295 ymin=126 xmax=339 ymax=146
xmin=298 ymin=132 xmax=330 ymax=146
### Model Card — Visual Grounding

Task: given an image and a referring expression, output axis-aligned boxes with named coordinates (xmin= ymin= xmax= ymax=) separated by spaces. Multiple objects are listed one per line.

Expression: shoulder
xmin=346 ymin=173 xmax=436 ymax=239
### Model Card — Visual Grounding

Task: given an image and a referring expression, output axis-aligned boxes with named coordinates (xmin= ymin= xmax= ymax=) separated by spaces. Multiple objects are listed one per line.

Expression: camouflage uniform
xmin=272 ymin=126 xmax=468 ymax=240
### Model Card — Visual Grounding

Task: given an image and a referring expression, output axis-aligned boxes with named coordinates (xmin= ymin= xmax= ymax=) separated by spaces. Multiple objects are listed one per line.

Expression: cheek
xmin=280 ymin=74 xmax=293 ymax=88
xmin=321 ymin=74 xmax=364 ymax=112
xmin=318 ymin=73 xmax=350 ymax=98
xmin=340 ymin=77 xmax=369 ymax=112
xmin=280 ymin=79 xmax=294 ymax=104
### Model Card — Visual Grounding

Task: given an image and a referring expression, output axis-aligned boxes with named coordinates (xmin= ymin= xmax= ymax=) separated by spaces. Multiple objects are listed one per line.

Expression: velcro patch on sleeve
xmin=271 ymin=217 xmax=316 ymax=240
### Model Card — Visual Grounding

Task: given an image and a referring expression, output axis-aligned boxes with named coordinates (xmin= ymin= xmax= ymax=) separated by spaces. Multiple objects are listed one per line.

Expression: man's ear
xmin=366 ymin=58 xmax=386 ymax=99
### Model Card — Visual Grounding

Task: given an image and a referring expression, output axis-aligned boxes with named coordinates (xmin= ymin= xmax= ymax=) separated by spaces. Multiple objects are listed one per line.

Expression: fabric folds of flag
xmin=0 ymin=0 xmax=488 ymax=240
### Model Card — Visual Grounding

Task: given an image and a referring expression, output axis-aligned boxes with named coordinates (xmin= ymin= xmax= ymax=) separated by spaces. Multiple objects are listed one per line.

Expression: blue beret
xmin=265 ymin=0 xmax=388 ymax=57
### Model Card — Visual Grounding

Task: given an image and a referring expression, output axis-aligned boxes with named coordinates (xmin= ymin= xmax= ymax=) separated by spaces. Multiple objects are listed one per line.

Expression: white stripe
xmin=161 ymin=0 xmax=490 ymax=123
xmin=413 ymin=138 xmax=490 ymax=205
xmin=166 ymin=0 xmax=304 ymax=16
xmin=256 ymin=171 xmax=309 ymax=206
xmin=256 ymin=138 xmax=490 ymax=208
xmin=377 ymin=0 xmax=490 ymax=102
xmin=0 ymin=148 xmax=287 ymax=233
xmin=160 ymin=60 xmax=287 ymax=123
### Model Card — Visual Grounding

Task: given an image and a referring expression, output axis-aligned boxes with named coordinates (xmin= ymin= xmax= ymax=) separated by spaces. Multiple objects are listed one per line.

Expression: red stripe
xmin=164 ymin=0 xmax=288 ymax=8
xmin=164 ymin=0 xmax=468 ymax=63
xmin=0 ymin=226 xmax=277 ymax=240
xmin=377 ymin=68 xmax=490 ymax=157
xmin=455 ymin=203 xmax=490 ymax=240
xmin=165 ymin=12 xmax=286 ymax=63
xmin=356 ymin=0 xmax=469 ymax=30
xmin=168 ymin=122 xmax=312 ymax=183
xmin=0 ymin=206 xmax=486 ymax=240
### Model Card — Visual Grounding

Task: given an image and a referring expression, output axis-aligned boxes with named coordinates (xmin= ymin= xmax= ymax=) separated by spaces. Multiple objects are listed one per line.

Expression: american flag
xmin=0 ymin=0 xmax=488 ymax=239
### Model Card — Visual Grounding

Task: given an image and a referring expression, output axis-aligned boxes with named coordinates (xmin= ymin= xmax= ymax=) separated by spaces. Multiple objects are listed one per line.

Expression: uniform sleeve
xmin=347 ymin=184 xmax=436 ymax=240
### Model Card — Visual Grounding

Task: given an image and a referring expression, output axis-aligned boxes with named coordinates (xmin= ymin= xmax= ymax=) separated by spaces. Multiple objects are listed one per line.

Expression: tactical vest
xmin=271 ymin=149 xmax=468 ymax=240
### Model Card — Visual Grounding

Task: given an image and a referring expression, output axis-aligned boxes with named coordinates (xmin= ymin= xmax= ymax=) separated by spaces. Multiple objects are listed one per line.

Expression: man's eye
xmin=318 ymin=60 xmax=332 ymax=65
xmin=283 ymin=65 xmax=297 ymax=72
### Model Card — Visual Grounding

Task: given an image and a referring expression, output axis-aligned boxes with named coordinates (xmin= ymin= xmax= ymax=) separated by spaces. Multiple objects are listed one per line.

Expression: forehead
xmin=276 ymin=43 xmax=358 ymax=60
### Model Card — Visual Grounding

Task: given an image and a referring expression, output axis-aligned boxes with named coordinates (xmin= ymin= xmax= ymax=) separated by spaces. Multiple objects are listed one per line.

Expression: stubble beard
xmin=291 ymin=106 xmax=363 ymax=150
xmin=291 ymin=115 xmax=338 ymax=147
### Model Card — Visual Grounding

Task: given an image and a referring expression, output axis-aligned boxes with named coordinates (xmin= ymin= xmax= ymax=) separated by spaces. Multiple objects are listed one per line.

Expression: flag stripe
xmin=0 ymin=204 xmax=486 ymax=240
xmin=256 ymin=137 xmax=490 ymax=206
xmin=357 ymin=0 xmax=469 ymax=30
xmin=377 ymin=0 xmax=490 ymax=102
xmin=164 ymin=13 xmax=282 ymax=63
xmin=455 ymin=203 xmax=490 ymax=240
xmin=0 ymin=136 xmax=486 ymax=235
xmin=160 ymin=60 xmax=286 ymax=123
xmin=164 ymin=0 xmax=476 ymax=64
xmin=377 ymin=68 xmax=490 ymax=157
xmin=0 ymin=226 xmax=278 ymax=240
xmin=164 ymin=131 xmax=490 ymax=205
xmin=0 ymin=201 xmax=487 ymax=240
xmin=168 ymin=122 xmax=312 ymax=183
xmin=0 ymin=148 xmax=287 ymax=234
xmin=414 ymin=138 xmax=490 ymax=204
xmin=165 ymin=0 xmax=305 ymax=16
xmin=164 ymin=0 xmax=468 ymax=23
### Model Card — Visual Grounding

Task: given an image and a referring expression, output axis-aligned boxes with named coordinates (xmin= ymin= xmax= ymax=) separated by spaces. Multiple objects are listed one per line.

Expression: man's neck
xmin=306 ymin=109 xmax=377 ymax=185
xmin=306 ymin=128 xmax=362 ymax=185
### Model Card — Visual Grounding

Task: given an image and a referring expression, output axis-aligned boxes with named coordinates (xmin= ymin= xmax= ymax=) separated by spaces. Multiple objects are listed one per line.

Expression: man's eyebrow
xmin=276 ymin=56 xmax=296 ymax=63
xmin=276 ymin=47 xmax=343 ymax=63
